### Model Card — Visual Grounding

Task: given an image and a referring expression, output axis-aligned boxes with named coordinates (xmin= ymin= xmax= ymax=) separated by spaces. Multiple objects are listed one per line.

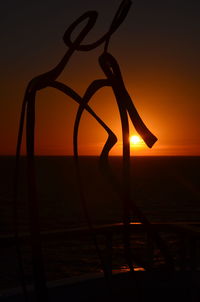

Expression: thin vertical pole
xmin=26 ymin=94 xmax=48 ymax=302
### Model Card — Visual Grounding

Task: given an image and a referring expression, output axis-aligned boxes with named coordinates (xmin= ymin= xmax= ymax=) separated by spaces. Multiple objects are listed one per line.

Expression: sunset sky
xmin=1 ymin=0 xmax=199 ymax=156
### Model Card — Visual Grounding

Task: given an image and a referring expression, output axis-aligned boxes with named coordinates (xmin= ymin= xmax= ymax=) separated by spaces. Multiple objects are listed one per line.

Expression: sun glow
xmin=130 ymin=135 xmax=143 ymax=147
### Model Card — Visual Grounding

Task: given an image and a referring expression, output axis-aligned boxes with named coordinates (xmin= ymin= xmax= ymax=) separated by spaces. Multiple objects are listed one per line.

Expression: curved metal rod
xmin=13 ymin=3 xmax=173 ymax=301
xmin=104 ymin=0 xmax=132 ymax=53
xmin=72 ymin=53 xmax=172 ymax=271
xmin=23 ymin=79 xmax=118 ymax=206
xmin=64 ymin=0 xmax=132 ymax=52
xmin=99 ymin=52 xmax=158 ymax=148
xmin=73 ymin=77 xmax=134 ymax=271
xmin=72 ymin=73 xmax=136 ymax=271
xmin=45 ymin=80 xmax=117 ymax=160
xmin=26 ymin=12 xmax=98 ymax=93
xmin=18 ymin=9 xmax=102 ymax=148
xmin=14 ymin=4 xmax=131 ymax=297
xmin=14 ymin=81 xmax=115 ymax=301
xmin=73 ymin=79 xmax=117 ymax=160
xmin=99 ymin=52 xmax=174 ymax=270
xmin=25 ymin=80 xmax=119 ymax=280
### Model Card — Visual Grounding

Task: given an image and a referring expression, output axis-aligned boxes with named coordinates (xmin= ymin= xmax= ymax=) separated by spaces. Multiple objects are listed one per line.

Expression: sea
xmin=0 ymin=156 xmax=200 ymax=289
xmin=1 ymin=156 xmax=200 ymax=232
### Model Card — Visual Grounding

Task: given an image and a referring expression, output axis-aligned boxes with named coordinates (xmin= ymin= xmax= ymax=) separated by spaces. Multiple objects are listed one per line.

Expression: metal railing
xmin=1 ymin=222 xmax=200 ymax=272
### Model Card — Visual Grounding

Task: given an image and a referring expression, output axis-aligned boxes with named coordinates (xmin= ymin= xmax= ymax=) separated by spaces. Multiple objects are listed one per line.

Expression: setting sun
xmin=130 ymin=135 xmax=143 ymax=146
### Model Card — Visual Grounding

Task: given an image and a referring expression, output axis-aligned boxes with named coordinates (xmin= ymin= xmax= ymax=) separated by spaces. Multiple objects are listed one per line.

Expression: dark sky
xmin=1 ymin=0 xmax=200 ymax=155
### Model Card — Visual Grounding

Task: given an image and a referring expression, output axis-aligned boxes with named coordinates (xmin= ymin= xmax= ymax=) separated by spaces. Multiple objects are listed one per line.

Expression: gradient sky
xmin=1 ymin=0 xmax=200 ymax=156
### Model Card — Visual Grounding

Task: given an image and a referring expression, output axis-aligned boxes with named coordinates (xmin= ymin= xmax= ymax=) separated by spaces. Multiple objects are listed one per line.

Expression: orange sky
xmin=1 ymin=0 xmax=200 ymax=156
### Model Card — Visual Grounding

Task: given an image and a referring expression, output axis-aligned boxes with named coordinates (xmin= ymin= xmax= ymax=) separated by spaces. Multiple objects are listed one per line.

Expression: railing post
xmin=145 ymin=231 xmax=154 ymax=266
xmin=179 ymin=234 xmax=187 ymax=271
xmin=104 ymin=231 xmax=113 ymax=277
xmin=189 ymin=236 xmax=197 ymax=270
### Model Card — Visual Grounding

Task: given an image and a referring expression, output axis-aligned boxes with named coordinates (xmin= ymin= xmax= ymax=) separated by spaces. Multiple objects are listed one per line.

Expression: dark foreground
xmin=1 ymin=272 xmax=200 ymax=302
xmin=0 ymin=156 xmax=200 ymax=299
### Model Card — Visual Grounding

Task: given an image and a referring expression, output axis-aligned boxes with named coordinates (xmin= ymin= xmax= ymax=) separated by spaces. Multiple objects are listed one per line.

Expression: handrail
xmin=1 ymin=222 xmax=200 ymax=246
xmin=2 ymin=222 xmax=200 ymax=272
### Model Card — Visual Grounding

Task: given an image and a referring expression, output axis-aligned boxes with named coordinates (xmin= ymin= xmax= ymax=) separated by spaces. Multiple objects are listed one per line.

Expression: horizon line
xmin=0 ymin=154 xmax=200 ymax=157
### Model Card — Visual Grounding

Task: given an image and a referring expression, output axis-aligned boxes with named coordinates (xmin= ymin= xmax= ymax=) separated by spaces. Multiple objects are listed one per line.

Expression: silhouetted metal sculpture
xmin=14 ymin=1 xmax=174 ymax=301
